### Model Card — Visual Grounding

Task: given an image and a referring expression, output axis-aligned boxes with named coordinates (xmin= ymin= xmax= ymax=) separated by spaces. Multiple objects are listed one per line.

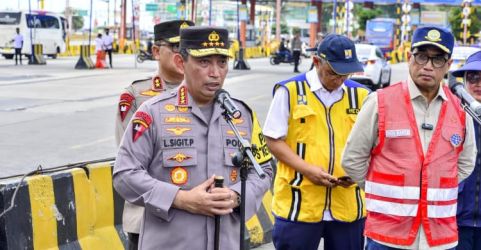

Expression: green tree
xmin=448 ymin=7 xmax=481 ymax=44
xmin=72 ymin=16 xmax=84 ymax=31
xmin=271 ymin=23 xmax=289 ymax=35
xmin=356 ymin=8 xmax=383 ymax=31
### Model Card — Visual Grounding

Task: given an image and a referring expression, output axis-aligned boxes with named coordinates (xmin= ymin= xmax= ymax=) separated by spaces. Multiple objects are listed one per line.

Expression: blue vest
xmin=457 ymin=120 xmax=481 ymax=227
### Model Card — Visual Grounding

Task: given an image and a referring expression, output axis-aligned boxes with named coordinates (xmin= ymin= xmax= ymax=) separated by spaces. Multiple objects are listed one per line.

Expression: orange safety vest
xmin=365 ymin=81 xmax=465 ymax=247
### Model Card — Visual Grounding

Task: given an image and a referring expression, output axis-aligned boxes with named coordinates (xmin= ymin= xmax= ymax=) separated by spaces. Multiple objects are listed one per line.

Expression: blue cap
xmin=316 ymin=34 xmax=363 ymax=75
xmin=452 ymin=51 xmax=481 ymax=77
xmin=411 ymin=26 xmax=454 ymax=56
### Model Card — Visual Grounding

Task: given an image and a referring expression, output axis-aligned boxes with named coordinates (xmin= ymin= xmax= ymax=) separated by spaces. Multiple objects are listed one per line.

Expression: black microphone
xmin=448 ymin=73 xmax=481 ymax=116
xmin=215 ymin=89 xmax=242 ymax=119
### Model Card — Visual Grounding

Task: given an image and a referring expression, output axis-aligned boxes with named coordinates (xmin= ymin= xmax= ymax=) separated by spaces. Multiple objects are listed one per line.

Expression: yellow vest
xmin=272 ymin=78 xmax=369 ymax=222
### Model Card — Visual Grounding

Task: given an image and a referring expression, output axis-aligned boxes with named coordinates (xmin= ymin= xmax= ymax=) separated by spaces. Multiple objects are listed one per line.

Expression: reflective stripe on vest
xmin=271 ymin=77 xmax=369 ymax=223
xmin=364 ymin=81 xmax=465 ymax=246
xmin=366 ymin=181 xmax=458 ymax=218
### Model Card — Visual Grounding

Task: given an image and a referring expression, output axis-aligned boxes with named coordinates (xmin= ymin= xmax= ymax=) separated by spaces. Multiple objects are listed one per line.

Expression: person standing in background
xmin=12 ymin=27 xmax=23 ymax=65
xmin=103 ymin=28 xmax=114 ymax=68
xmin=310 ymin=32 xmax=325 ymax=70
xmin=291 ymin=30 xmax=302 ymax=73
xmin=451 ymin=51 xmax=481 ymax=250
xmin=115 ymin=20 xmax=194 ymax=250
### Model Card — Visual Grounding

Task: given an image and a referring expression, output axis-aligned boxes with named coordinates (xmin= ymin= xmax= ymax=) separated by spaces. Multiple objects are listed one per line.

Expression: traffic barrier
xmin=0 ymin=159 xmax=274 ymax=249
xmin=246 ymin=189 xmax=274 ymax=247
xmin=75 ymin=45 xmax=95 ymax=69
xmin=95 ymin=51 xmax=107 ymax=69
xmin=28 ymin=44 xmax=46 ymax=65
xmin=0 ymin=162 xmax=128 ymax=249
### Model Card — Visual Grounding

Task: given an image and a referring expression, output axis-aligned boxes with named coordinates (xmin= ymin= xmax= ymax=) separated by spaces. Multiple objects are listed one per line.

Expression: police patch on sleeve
xmin=132 ymin=111 xmax=153 ymax=142
xmin=250 ymin=111 xmax=272 ymax=164
xmin=119 ymin=93 xmax=135 ymax=122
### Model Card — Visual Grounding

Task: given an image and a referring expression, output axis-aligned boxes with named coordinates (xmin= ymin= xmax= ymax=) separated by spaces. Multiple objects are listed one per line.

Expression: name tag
xmin=386 ymin=129 xmax=411 ymax=138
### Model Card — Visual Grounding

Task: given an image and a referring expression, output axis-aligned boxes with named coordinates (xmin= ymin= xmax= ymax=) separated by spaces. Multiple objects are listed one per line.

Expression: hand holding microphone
xmin=215 ymin=89 xmax=242 ymax=119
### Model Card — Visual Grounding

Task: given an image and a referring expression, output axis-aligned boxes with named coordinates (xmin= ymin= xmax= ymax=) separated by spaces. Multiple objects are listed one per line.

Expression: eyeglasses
xmin=465 ymin=71 xmax=481 ymax=85
xmin=413 ymin=53 xmax=449 ymax=68
xmin=156 ymin=42 xmax=180 ymax=53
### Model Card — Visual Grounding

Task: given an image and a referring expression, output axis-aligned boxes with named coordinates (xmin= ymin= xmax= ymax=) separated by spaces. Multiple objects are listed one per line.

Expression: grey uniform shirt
xmin=113 ymin=87 xmax=272 ymax=250
xmin=341 ymin=79 xmax=477 ymax=249
xmin=115 ymin=77 xmax=179 ymax=234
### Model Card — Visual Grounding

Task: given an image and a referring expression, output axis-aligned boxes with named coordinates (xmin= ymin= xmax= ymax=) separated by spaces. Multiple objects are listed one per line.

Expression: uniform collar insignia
xmin=177 ymin=86 xmax=189 ymax=107
xmin=152 ymin=76 xmax=163 ymax=91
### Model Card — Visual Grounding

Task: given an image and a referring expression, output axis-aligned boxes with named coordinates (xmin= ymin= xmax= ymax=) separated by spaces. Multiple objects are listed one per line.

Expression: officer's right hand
xmin=173 ymin=175 xmax=234 ymax=217
xmin=303 ymin=166 xmax=338 ymax=187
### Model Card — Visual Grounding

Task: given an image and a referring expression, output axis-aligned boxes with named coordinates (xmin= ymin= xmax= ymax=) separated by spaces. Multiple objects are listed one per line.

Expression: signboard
xmin=165 ymin=5 xmax=176 ymax=13
xmin=145 ymin=3 xmax=159 ymax=12
xmin=307 ymin=6 xmax=318 ymax=23
xmin=420 ymin=11 xmax=447 ymax=27
xmin=76 ymin=10 xmax=88 ymax=16
xmin=239 ymin=4 xmax=248 ymax=21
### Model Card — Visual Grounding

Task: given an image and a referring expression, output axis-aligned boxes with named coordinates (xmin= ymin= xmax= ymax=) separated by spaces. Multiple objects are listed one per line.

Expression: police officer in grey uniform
xmin=114 ymin=20 xmax=193 ymax=249
xmin=113 ymin=26 xmax=273 ymax=250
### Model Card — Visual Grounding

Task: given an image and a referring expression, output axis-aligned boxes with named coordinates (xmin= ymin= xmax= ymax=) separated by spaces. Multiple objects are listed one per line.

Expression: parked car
xmin=350 ymin=44 xmax=392 ymax=90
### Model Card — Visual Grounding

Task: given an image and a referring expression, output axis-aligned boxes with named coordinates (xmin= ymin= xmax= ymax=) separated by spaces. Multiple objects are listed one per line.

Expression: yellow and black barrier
xmin=0 ymin=159 xmax=274 ymax=249
xmin=75 ymin=45 xmax=95 ymax=69
xmin=28 ymin=44 xmax=46 ymax=65
xmin=0 ymin=162 xmax=127 ymax=249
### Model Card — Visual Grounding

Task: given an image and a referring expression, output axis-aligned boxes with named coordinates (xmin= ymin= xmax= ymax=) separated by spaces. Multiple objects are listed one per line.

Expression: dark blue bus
xmin=365 ymin=18 xmax=398 ymax=56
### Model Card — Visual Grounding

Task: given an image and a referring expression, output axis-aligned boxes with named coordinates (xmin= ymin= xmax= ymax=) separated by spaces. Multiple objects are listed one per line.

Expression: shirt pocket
xmin=441 ymin=125 xmax=465 ymax=150
xmin=291 ymin=104 xmax=316 ymax=142
xmin=162 ymin=148 xmax=197 ymax=189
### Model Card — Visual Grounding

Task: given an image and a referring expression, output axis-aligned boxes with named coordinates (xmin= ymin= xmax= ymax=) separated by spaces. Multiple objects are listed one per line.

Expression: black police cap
xmin=180 ymin=26 xmax=231 ymax=57
xmin=154 ymin=20 xmax=194 ymax=43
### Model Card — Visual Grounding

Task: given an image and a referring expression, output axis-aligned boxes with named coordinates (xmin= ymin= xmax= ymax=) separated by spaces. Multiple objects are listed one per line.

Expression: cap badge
xmin=202 ymin=31 xmax=224 ymax=47
xmin=344 ymin=49 xmax=352 ymax=59
xmin=180 ymin=22 xmax=190 ymax=29
xmin=208 ymin=31 xmax=220 ymax=42
xmin=426 ymin=30 xmax=441 ymax=42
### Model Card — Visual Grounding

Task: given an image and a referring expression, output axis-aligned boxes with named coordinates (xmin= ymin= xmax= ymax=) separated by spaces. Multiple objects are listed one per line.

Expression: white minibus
xmin=0 ymin=10 xmax=67 ymax=59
